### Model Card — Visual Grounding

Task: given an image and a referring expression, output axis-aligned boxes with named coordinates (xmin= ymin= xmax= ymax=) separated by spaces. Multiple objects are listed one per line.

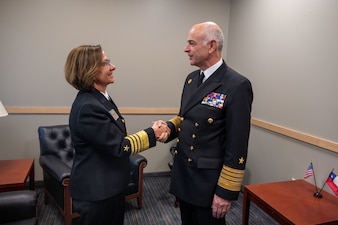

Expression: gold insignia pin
xmin=124 ymin=145 xmax=130 ymax=152
xmin=239 ymin=157 xmax=245 ymax=164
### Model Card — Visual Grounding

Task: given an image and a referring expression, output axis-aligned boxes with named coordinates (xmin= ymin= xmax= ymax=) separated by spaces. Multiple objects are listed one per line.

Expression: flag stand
xmin=312 ymin=163 xmax=323 ymax=198
xmin=313 ymin=192 xmax=322 ymax=198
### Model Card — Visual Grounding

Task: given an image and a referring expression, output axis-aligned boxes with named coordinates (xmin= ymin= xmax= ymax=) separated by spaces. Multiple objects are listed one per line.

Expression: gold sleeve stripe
xmin=217 ymin=165 xmax=245 ymax=191
xmin=169 ymin=116 xmax=181 ymax=133
xmin=129 ymin=134 xmax=140 ymax=154
xmin=125 ymin=130 xmax=150 ymax=154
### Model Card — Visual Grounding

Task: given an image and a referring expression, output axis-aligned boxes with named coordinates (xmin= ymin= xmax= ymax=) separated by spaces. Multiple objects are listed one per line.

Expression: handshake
xmin=152 ymin=120 xmax=170 ymax=143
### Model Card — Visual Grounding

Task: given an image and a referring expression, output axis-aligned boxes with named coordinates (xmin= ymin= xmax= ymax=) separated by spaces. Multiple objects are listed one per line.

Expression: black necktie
xmin=198 ymin=72 xmax=205 ymax=87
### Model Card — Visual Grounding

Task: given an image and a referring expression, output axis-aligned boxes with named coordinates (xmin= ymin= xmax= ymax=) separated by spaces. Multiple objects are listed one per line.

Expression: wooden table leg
xmin=29 ymin=161 xmax=35 ymax=190
xmin=242 ymin=187 xmax=251 ymax=225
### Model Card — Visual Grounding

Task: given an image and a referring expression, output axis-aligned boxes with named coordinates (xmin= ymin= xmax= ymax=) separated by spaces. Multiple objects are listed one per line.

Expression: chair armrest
xmin=39 ymin=155 xmax=71 ymax=183
xmin=0 ymin=190 xmax=37 ymax=223
xmin=129 ymin=154 xmax=147 ymax=181
xmin=129 ymin=154 xmax=147 ymax=169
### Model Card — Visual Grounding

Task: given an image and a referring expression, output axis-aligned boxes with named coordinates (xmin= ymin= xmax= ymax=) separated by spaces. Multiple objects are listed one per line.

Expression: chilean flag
xmin=326 ymin=171 xmax=338 ymax=196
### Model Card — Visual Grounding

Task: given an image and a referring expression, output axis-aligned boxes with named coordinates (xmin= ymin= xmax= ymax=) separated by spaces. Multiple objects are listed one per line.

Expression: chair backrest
xmin=38 ymin=125 xmax=74 ymax=168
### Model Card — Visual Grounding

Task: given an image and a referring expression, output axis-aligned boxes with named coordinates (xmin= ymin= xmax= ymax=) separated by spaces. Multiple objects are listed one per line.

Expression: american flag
xmin=304 ymin=163 xmax=314 ymax=179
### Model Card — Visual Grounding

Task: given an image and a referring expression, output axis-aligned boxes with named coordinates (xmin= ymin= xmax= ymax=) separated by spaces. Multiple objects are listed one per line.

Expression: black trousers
xmin=179 ymin=199 xmax=226 ymax=225
xmin=73 ymin=192 xmax=125 ymax=225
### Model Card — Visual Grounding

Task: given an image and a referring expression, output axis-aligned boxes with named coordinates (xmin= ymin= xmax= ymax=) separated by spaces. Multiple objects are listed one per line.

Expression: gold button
xmin=192 ymin=134 xmax=196 ymax=139
xmin=190 ymin=146 xmax=194 ymax=151
xmin=180 ymin=117 xmax=184 ymax=121
xmin=208 ymin=118 xmax=214 ymax=124
xmin=176 ymin=138 xmax=179 ymax=143
xmin=174 ymin=150 xmax=178 ymax=154
xmin=188 ymin=158 xmax=192 ymax=162
xmin=178 ymin=127 xmax=181 ymax=132
xmin=188 ymin=79 xmax=192 ymax=84
xmin=122 ymin=119 xmax=125 ymax=123
xmin=195 ymin=123 xmax=199 ymax=127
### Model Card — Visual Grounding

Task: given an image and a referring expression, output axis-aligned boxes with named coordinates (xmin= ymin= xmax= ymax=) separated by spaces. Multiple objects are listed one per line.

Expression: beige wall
xmin=0 ymin=0 xmax=230 ymax=180
xmin=1 ymin=0 xmax=338 ymax=197
xmin=228 ymin=0 xmax=338 ymax=194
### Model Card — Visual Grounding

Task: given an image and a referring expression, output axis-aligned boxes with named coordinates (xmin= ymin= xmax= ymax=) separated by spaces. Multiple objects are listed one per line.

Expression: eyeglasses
xmin=101 ymin=59 xmax=111 ymax=68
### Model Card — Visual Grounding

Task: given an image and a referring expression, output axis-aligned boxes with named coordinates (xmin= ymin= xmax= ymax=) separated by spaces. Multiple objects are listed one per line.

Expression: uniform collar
xmin=200 ymin=58 xmax=223 ymax=81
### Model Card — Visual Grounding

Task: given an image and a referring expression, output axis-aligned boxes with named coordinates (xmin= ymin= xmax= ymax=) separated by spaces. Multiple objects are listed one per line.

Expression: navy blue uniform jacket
xmin=167 ymin=61 xmax=253 ymax=207
xmin=69 ymin=89 xmax=156 ymax=201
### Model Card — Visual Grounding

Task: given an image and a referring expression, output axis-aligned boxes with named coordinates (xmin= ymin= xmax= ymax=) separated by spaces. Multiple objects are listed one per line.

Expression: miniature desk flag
xmin=304 ymin=162 xmax=322 ymax=198
xmin=304 ymin=162 xmax=314 ymax=179
xmin=326 ymin=171 xmax=338 ymax=196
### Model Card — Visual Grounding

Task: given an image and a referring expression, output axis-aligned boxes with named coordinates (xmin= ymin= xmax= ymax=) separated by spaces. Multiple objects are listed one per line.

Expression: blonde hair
xmin=64 ymin=45 xmax=103 ymax=91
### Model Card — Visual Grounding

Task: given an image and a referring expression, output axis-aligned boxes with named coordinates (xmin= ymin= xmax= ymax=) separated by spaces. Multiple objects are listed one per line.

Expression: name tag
xmin=109 ymin=109 xmax=119 ymax=121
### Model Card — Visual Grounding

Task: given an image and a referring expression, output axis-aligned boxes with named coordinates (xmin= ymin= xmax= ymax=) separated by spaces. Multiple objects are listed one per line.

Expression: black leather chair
xmin=38 ymin=125 xmax=147 ymax=225
xmin=0 ymin=190 xmax=38 ymax=225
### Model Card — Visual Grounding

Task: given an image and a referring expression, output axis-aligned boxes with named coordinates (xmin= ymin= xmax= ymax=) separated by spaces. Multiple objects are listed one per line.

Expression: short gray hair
xmin=203 ymin=22 xmax=224 ymax=51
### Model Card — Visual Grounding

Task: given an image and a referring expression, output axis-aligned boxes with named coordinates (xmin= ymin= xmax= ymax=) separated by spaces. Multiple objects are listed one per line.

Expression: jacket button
xmin=195 ymin=123 xmax=199 ymax=127
xmin=192 ymin=134 xmax=196 ymax=139
xmin=188 ymin=158 xmax=192 ymax=162
xmin=208 ymin=118 xmax=214 ymax=124
xmin=190 ymin=146 xmax=194 ymax=151
xmin=181 ymin=117 xmax=184 ymax=121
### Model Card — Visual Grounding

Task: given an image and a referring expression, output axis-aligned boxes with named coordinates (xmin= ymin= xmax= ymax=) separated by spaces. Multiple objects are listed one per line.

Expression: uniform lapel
xmin=179 ymin=62 xmax=227 ymax=116
xmin=91 ymin=90 xmax=127 ymax=134
xmin=180 ymin=81 xmax=221 ymax=116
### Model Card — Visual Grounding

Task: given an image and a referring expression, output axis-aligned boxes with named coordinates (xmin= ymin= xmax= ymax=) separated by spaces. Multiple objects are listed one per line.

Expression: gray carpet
xmin=36 ymin=175 xmax=278 ymax=225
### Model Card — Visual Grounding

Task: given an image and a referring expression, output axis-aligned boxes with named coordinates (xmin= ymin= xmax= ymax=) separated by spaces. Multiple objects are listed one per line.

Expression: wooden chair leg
xmin=44 ymin=190 xmax=49 ymax=205
xmin=137 ymin=196 xmax=142 ymax=209
xmin=63 ymin=179 xmax=80 ymax=225
xmin=174 ymin=197 xmax=179 ymax=207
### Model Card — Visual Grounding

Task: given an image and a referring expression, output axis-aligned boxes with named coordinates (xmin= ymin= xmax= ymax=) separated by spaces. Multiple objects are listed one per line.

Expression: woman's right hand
xmin=152 ymin=120 xmax=170 ymax=142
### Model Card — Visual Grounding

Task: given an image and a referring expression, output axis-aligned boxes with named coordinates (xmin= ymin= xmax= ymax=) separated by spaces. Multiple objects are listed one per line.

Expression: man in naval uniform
xmin=163 ymin=22 xmax=253 ymax=225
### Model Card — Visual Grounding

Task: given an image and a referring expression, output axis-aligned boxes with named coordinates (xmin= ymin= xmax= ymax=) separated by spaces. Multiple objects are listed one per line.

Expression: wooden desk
xmin=243 ymin=180 xmax=338 ymax=225
xmin=0 ymin=158 xmax=35 ymax=192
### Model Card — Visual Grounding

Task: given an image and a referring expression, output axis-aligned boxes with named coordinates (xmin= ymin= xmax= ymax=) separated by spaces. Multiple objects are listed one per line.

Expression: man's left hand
xmin=211 ymin=194 xmax=231 ymax=218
